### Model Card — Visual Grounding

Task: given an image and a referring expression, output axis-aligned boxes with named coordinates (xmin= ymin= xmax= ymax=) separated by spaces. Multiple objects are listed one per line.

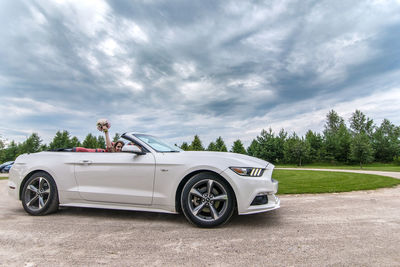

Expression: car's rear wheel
xmin=21 ymin=172 xmax=59 ymax=215
xmin=181 ymin=172 xmax=235 ymax=227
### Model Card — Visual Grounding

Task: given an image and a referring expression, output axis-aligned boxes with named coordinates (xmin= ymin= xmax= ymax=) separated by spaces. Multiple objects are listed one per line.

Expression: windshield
xmin=134 ymin=134 xmax=182 ymax=152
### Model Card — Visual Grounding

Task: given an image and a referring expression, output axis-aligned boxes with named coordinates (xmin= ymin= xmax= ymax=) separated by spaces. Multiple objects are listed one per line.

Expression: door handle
xmin=78 ymin=160 xmax=92 ymax=165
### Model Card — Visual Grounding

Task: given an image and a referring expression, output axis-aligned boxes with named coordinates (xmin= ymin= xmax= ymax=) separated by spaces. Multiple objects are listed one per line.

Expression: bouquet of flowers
xmin=97 ymin=119 xmax=111 ymax=132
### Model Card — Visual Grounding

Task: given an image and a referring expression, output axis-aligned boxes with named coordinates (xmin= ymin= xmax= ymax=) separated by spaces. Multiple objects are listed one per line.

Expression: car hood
xmin=176 ymin=151 xmax=273 ymax=169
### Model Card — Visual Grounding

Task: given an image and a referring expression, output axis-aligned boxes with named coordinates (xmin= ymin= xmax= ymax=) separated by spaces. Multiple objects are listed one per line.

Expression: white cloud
xmin=173 ymin=62 xmax=196 ymax=79
xmin=1 ymin=0 xmax=400 ymax=149
xmin=52 ymin=0 xmax=110 ymax=37
xmin=98 ymin=38 xmax=125 ymax=57
xmin=119 ymin=18 xmax=149 ymax=44
xmin=0 ymin=98 xmax=87 ymax=117
xmin=242 ymin=86 xmax=400 ymax=144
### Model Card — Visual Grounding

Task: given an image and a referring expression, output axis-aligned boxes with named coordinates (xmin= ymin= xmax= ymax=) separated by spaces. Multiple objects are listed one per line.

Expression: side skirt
xmin=60 ymin=202 xmax=178 ymax=214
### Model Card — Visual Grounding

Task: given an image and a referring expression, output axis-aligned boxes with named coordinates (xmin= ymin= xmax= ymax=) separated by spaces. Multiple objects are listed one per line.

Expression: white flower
xmin=96 ymin=118 xmax=111 ymax=132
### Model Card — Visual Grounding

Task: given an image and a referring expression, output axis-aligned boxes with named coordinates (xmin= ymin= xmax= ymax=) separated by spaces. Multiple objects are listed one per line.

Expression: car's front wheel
xmin=181 ymin=172 xmax=235 ymax=227
xmin=21 ymin=172 xmax=59 ymax=216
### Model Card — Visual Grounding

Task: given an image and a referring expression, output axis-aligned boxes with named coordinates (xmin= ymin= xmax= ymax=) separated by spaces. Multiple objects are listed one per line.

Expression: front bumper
xmin=240 ymin=193 xmax=280 ymax=215
xmin=221 ymin=167 xmax=280 ymax=215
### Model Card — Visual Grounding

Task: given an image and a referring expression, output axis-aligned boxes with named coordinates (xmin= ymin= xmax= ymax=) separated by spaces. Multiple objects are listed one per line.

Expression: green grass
xmin=274 ymin=169 xmax=400 ymax=194
xmin=0 ymin=177 xmax=8 ymax=180
xmin=275 ymin=162 xmax=400 ymax=172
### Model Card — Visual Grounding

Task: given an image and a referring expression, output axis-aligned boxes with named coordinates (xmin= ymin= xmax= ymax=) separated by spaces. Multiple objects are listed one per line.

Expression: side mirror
xmin=121 ymin=145 xmax=146 ymax=155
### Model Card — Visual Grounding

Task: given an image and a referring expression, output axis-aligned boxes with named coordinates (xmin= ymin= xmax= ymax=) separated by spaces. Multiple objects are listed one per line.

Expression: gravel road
xmin=1 ymin=177 xmax=399 ymax=266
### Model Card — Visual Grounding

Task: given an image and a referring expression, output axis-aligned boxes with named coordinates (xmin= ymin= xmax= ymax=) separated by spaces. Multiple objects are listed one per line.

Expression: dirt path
xmin=1 ymin=180 xmax=399 ymax=266
xmin=275 ymin=168 xmax=400 ymax=179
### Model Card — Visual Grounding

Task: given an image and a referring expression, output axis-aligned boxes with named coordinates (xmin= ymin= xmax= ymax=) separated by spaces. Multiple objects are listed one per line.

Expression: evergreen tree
xmin=82 ymin=133 xmax=98 ymax=148
xmin=189 ymin=135 xmax=204 ymax=151
xmin=305 ymin=130 xmax=323 ymax=162
xmin=207 ymin=141 xmax=217 ymax=151
xmin=275 ymin=129 xmax=287 ymax=163
xmin=97 ymin=135 xmax=106 ymax=149
xmin=2 ymin=141 xmax=19 ymax=161
xmin=21 ymin=133 xmax=42 ymax=154
xmin=113 ymin=133 xmax=121 ymax=142
xmin=180 ymin=142 xmax=189 ymax=151
xmin=323 ymin=110 xmax=351 ymax=163
xmin=39 ymin=144 xmax=48 ymax=151
xmin=231 ymin=139 xmax=246 ymax=154
xmin=214 ymin=137 xmax=228 ymax=152
xmin=247 ymin=139 xmax=260 ymax=157
xmin=0 ymin=135 xmax=4 ymax=150
xmin=70 ymin=136 xmax=81 ymax=147
xmin=49 ymin=130 xmax=71 ymax=149
xmin=256 ymin=128 xmax=278 ymax=162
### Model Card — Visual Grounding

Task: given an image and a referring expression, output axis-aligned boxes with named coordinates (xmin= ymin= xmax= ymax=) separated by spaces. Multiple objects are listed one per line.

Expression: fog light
xmin=251 ymin=195 xmax=268 ymax=205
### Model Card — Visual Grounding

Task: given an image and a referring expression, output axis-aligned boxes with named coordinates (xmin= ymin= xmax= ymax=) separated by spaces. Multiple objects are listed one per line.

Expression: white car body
xmin=8 ymin=133 xmax=280 ymax=225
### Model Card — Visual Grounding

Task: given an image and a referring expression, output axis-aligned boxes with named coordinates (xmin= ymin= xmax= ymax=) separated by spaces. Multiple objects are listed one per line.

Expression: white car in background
xmin=8 ymin=132 xmax=279 ymax=227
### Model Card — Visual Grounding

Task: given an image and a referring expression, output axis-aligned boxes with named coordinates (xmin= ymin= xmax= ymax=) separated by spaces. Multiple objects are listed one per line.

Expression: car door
xmin=74 ymin=152 xmax=156 ymax=205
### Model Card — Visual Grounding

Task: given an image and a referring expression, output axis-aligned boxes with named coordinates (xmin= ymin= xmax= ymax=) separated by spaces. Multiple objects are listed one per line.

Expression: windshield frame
xmin=132 ymin=134 xmax=182 ymax=153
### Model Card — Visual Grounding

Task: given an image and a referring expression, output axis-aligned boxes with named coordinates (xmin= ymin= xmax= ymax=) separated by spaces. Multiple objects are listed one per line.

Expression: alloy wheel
xmin=187 ymin=179 xmax=229 ymax=222
xmin=24 ymin=176 xmax=51 ymax=211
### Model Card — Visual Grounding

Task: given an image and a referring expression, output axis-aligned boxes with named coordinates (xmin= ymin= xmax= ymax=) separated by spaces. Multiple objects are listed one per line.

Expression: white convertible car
xmin=8 ymin=132 xmax=280 ymax=227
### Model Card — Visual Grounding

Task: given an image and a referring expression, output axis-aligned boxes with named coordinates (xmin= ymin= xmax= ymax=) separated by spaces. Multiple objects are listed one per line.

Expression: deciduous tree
xmin=372 ymin=119 xmax=400 ymax=162
xmin=284 ymin=133 xmax=310 ymax=166
xmin=350 ymin=133 xmax=374 ymax=168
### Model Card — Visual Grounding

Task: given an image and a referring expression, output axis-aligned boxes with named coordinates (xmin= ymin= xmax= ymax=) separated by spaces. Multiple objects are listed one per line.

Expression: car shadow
xmin=53 ymin=206 xmax=282 ymax=228
xmin=56 ymin=206 xmax=187 ymax=224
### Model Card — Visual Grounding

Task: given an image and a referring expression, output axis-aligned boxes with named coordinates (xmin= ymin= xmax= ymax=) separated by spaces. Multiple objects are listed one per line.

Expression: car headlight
xmin=229 ymin=167 xmax=265 ymax=177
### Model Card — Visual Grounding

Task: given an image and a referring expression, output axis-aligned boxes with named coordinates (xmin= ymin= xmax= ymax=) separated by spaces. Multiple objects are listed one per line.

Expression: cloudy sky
xmin=1 ymin=0 xmax=400 ymax=148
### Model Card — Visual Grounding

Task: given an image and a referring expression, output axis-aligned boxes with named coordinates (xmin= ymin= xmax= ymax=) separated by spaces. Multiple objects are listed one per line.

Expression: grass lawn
xmin=0 ymin=177 xmax=8 ymax=180
xmin=274 ymin=169 xmax=400 ymax=194
xmin=275 ymin=162 xmax=400 ymax=172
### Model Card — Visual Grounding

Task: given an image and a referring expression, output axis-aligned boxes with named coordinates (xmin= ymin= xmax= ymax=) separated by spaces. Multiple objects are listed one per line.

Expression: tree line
xmin=0 ymin=131 xmax=121 ymax=163
xmin=1 ymin=110 xmax=400 ymax=167
xmin=180 ymin=110 xmax=400 ymax=167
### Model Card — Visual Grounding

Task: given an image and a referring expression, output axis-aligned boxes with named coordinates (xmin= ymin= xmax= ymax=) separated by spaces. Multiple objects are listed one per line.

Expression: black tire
xmin=181 ymin=172 xmax=235 ymax=228
xmin=21 ymin=171 xmax=59 ymax=216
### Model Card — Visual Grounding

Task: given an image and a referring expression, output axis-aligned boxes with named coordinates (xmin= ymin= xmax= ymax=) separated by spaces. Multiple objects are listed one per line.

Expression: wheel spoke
xmin=193 ymin=202 xmax=206 ymax=215
xmin=42 ymin=188 xmax=50 ymax=195
xmin=39 ymin=197 xmax=45 ymax=209
xmin=190 ymin=188 xmax=203 ymax=198
xmin=211 ymin=194 xmax=228 ymax=201
xmin=207 ymin=180 xmax=214 ymax=195
xmin=38 ymin=177 xmax=44 ymax=191
xmin=209 ymin=204 xmax=220 ymax=220
xmin=27 ymin=195 xmax=39 ymax=207
xmin=28 ymin=185 xmax=38 ymax=194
